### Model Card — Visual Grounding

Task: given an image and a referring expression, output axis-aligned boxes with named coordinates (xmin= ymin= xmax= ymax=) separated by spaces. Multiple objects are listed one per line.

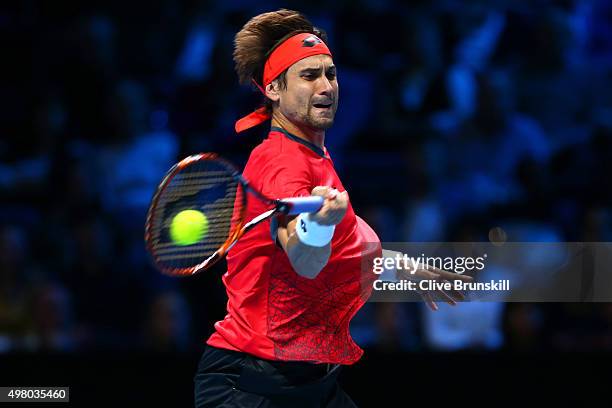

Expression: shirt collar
xmin=270 ymin=126 xmax=327 ymax=158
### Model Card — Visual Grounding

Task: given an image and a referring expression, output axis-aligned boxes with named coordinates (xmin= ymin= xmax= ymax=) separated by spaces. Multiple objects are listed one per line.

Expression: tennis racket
xmin=144 ymin=153 xmax=323 ymax=276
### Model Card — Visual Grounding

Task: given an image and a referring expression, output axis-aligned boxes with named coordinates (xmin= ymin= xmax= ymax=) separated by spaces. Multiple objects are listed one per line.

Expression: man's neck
xmin=271 ymin=113 xmax=325 ymax=150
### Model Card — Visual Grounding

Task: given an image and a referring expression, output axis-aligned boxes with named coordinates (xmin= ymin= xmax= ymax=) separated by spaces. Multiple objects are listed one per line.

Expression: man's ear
xmin=265 ymin=81 xmax=281 ymax=102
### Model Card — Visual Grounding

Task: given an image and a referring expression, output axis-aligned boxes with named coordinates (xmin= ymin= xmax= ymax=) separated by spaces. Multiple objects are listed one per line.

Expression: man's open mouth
xmin=313 ymin=102 xmax=332 ymax=109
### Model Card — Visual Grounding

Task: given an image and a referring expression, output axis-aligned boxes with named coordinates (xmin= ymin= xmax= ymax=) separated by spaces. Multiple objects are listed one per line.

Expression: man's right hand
xmin=309 ymin=186 xmax=348 ymax=226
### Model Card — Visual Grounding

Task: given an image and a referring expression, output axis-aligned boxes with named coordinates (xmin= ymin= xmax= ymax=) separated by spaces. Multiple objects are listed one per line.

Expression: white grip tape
xmin=295 ymin=213 xmax=335 ymax=247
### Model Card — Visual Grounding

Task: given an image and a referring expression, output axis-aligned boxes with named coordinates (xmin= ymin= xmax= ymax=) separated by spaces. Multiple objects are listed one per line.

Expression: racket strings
xmin=148 ymin=158 xmax=245 ymax=272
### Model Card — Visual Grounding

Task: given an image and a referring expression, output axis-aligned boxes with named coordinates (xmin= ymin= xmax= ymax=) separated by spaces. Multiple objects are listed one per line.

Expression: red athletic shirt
xmin=207 ymin=127 xmax=381 ymax=364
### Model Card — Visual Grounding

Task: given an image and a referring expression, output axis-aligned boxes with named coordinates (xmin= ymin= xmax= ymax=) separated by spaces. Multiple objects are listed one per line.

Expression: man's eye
xmin=327 ymin=72 xmax=336 ymax=79
xmin=303 ymin=74 xmax=315 ymax=80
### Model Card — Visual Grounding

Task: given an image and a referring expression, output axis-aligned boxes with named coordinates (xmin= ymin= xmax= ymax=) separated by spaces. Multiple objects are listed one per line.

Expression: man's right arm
xmin=276 ymin=187 xmax=348 ymax=279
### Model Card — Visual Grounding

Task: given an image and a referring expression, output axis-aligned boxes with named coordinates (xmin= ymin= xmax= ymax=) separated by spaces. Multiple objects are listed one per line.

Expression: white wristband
xmin=295 ymin=213 xmax=335 ymax=247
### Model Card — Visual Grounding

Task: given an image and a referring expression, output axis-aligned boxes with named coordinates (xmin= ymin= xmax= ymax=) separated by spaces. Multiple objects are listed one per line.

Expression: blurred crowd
xmin=2 ymin=0 xmax=612 ymax=354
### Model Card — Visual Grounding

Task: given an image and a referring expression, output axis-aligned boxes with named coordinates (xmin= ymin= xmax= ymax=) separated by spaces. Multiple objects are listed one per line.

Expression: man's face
xmin=275 ymin=54 xmax=339 ymax=130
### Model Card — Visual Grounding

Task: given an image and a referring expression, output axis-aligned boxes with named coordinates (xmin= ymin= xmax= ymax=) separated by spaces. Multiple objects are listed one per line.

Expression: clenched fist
xmin=309 ymin=186 xmax=348 ymax=226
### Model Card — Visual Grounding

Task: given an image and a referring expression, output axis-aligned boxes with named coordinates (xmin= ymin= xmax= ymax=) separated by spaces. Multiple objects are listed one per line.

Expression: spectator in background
xmin=81 ymin=80 xmax=180 ymax=279
xmin=434 ymin=73 xmax=551 ymax=221
xmin=24 ymin=283 xmax=77 ymax=352
xmin=421 ymin=224 xmax=505 ymax=351
xmin=0 ymin=226 xmax=33 ymax=352
xmin=96 ymin=79 xmax=179 ymax=220
xmin=144 ymin=291 xmax=193 ymax=352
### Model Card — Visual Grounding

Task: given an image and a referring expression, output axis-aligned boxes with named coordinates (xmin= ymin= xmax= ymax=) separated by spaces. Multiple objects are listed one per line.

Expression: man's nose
xmin=317 ymin=75 xmax=334 ymax=95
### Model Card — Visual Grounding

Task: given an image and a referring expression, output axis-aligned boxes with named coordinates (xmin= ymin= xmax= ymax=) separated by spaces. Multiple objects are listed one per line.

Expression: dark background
xmin=1 ymin=0 xmax=612 ymax=406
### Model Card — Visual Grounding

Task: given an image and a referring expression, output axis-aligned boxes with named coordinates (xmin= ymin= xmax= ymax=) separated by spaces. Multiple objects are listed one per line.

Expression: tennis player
xmin=194 ymin=9 xmax=469 ymax=407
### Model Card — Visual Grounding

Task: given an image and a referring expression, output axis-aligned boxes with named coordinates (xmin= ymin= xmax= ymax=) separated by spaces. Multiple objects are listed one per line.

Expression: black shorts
xmin=194 ymin=345 xmax=357 ymax=407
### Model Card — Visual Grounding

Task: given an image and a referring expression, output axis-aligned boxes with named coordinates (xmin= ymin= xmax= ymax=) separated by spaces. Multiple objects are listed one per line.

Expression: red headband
xmin=235 ymin=33 xmax=332 ymax=133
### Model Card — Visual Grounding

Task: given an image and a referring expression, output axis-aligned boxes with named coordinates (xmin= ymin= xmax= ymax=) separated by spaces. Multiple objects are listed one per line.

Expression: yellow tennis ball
xmin=170 ymin=210 xmax=208 ymax=246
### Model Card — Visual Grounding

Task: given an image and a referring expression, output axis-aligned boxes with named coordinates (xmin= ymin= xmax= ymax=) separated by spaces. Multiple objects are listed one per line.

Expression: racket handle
xmin=279 ymin=196 xmax=324 ymax=215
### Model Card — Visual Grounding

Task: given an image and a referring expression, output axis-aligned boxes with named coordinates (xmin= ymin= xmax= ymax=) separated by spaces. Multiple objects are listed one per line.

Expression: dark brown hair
xmin=233 ymin=9 xmax=328 ymax=110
